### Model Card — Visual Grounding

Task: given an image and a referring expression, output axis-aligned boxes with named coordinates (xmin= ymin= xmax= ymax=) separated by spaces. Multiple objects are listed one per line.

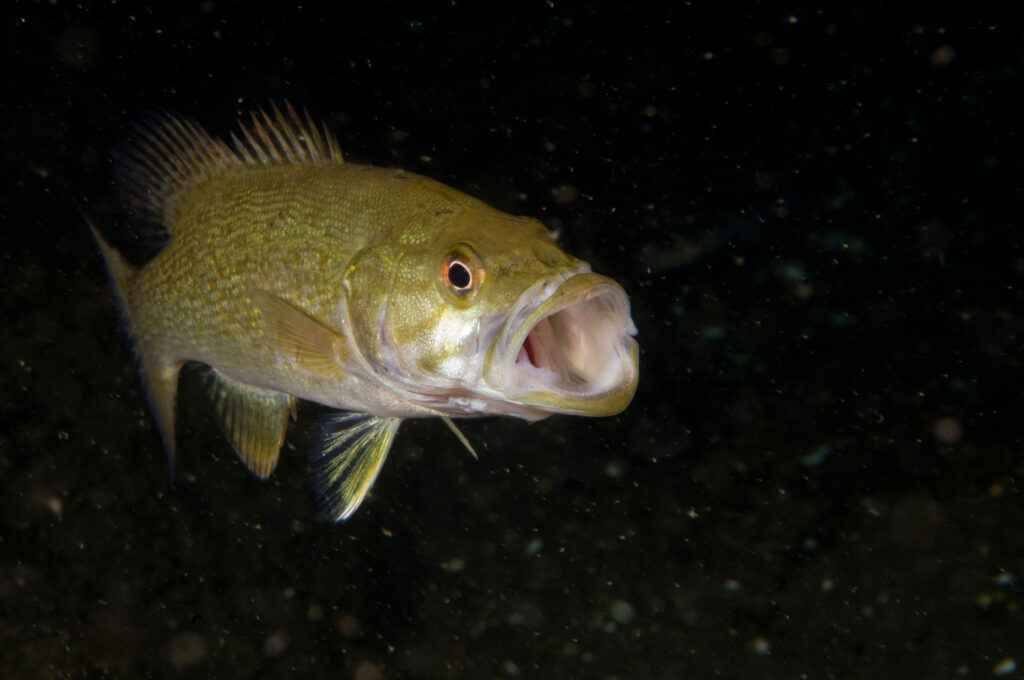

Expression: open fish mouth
xmin=486 ymin=272 xmax=639 ymax=417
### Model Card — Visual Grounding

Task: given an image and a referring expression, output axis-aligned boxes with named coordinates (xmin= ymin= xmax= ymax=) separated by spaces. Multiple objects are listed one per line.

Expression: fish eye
xmin=442 ymin=250 xmax=481 ymax=299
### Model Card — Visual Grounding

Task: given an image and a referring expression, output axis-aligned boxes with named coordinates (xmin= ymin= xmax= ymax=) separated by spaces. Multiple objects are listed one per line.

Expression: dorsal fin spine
xmin=251 ymin=109 xmax=284 ymax=163
xmin=263 ymin=107 xmax=293 ymax=160
xmin=114 ymin=103 xmax=345 ymax=232
xmin=237 ymin=124 xmax=269 ymax=165
xmin=303 ymin=108 xmax=326 ymax=163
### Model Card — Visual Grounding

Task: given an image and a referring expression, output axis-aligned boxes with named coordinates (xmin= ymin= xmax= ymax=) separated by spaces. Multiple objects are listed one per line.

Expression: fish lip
xmin=485 ymin=271 xmax=639 ymax=417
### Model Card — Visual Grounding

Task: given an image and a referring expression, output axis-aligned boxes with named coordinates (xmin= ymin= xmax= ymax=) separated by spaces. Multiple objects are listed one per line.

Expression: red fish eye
xmin=443 ymin=255 xmax=475 ymax=295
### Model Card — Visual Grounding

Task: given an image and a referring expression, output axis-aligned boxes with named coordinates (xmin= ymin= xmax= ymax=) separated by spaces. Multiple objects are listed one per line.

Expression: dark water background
xmin=3 ymin=2 xmax=1022 ymax=678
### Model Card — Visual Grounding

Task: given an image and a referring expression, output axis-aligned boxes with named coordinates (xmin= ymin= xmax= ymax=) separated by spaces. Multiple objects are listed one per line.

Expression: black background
xmin=3 ymin=2 xmax=1022 ymax=678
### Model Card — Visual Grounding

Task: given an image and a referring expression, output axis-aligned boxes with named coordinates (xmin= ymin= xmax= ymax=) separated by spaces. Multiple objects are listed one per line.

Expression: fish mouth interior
xmin=501 ymin=276 xmax=638 ymax=410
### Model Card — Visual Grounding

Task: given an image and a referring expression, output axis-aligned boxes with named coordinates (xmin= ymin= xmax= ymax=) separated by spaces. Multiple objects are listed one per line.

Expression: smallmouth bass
xmin=91 ymin=104 xmax=639 ymax=520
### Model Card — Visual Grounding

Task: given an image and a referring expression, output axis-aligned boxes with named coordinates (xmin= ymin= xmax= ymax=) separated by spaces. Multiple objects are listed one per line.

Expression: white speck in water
xmin=609 ymin=599 xmax=635 ymax=625
xmin=604 ymin=460 xmax=624 ymax=478
xmin=748 ymin=636 xmax=771 ymax=656
xmin=263 ymin=630 xmax=289 ymax=657
xmin=994 ymin=658 xmax=1017 ymax=676
xmin=168 ymin=632 xmax=206 ymax=669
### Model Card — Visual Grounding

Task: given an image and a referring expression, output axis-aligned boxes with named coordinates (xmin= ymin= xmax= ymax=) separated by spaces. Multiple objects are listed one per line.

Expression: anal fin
xmin=209 ymin=370 xmax=295 ymax=479
xmin=310 ymin=413 xmax=401 ymax=522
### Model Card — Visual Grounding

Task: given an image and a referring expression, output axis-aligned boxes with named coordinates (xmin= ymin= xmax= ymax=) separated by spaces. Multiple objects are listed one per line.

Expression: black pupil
xmin=448 ymin=261 xmax=472 ymax=289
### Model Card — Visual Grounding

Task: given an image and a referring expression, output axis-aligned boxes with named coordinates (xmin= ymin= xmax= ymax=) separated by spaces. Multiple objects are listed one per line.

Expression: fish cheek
xmin=383 ymin=254 xmax=474 ymax=377
xmin=390 ymin=259 xmax=451 ymax=361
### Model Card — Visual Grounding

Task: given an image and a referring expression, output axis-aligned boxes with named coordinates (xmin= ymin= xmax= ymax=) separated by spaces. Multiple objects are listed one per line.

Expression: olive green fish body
xmin=126 ymin=163 xmax=482 ymax=414
xmin=92 ymin=104 xmax=639 ymax=520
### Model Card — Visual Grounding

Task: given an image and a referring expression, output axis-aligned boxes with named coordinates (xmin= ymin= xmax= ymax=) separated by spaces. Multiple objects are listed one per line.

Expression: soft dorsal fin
xmin=113 ymin=102 xmax=344 ymax=229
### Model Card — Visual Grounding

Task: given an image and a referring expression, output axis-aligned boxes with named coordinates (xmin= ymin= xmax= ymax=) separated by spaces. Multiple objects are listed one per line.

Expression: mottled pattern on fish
xmin=91 ymin=104 xmax=639 ymax=521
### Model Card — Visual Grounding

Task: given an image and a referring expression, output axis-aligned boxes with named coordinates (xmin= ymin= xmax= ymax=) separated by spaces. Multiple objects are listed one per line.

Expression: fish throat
xmin=491 ymin=273 xmax=638 ymax=412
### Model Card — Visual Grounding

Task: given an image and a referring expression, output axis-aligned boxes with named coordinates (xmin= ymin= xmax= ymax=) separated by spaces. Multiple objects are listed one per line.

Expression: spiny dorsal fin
xmin=113 ymin=102 xmax=344 ymax=229
xmin=232 ymin=103 xmax=343 ymax=167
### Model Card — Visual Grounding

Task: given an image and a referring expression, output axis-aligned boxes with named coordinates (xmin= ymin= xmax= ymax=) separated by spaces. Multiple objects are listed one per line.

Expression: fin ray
xmin=310 ymin=413 xmax=401 ymax=522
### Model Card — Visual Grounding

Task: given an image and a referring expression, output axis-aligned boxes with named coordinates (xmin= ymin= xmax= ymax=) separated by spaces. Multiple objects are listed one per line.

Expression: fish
xmin=89 ymin=103 xmax=639 ymax=521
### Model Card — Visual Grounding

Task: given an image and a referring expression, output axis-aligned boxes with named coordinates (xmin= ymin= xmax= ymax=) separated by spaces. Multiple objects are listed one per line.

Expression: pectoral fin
xmin=310 ymin=413 xmax=401 ymax=522
xmin=209 ymin=370 xmax=295 ymax=479
xmin=248 ymin=288 xmax=343 ymax=371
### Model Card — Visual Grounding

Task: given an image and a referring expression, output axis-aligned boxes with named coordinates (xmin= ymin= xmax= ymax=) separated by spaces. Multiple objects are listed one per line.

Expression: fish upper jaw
xmin=483 ymin=271 xmax=639 ymax=418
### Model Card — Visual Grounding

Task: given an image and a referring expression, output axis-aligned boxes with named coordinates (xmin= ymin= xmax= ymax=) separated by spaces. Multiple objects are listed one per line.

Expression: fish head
xmin=348 ymin=205 xmax=639 ymax=420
